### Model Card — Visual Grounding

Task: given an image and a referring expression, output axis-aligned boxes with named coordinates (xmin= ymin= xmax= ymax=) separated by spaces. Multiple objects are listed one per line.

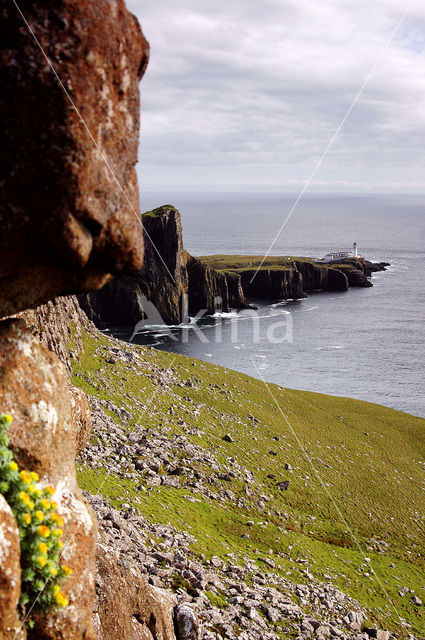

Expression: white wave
xmin=317 ymin=345 xmax=346 ymax=351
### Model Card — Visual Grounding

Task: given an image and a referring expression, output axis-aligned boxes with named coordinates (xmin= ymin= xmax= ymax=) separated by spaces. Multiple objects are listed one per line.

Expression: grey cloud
xmin=129 ymin=0 xmax=425 ymax=190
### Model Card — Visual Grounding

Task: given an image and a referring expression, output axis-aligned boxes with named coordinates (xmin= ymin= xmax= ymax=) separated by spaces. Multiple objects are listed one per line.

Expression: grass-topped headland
xmin=197 ymin=254 xmax=309 ymax=273
xmin=72 ymin=326 xmax=425 ymax=637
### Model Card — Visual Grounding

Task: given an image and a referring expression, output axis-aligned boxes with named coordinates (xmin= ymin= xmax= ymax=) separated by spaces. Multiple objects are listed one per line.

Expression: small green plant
xmin=0 ymin=414 xmax=72 ymax=614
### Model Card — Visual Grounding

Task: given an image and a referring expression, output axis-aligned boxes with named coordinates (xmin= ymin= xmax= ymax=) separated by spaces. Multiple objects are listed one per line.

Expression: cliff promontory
xmin=80 ymin=205 xmax=388 ymax=330
xmin=78 ymin=205 xmax=253 ymax=327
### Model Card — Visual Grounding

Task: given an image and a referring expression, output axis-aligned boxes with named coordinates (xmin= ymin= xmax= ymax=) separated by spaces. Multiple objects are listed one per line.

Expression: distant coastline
xmin=79 ymin=205 xmax=389 ymax=330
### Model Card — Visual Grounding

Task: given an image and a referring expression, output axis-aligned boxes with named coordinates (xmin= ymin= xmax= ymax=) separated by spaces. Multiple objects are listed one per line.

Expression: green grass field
xmin=196 ymin=254 xmax=332 ymax=274
xmin=197 ymin=254 xmax=298 ymax=273
xmin=72 ymin=328 xmax=425 ymax=636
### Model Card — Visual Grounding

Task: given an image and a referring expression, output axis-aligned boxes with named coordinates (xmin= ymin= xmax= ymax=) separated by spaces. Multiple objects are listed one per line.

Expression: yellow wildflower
xmin=40 ymin=499 xmax=51 ymax=510
xmin=61 ymin=565 xmax=73 ymax=576
xmin=27 ymin=484 xmax=35 ymax=494
xmin=27 ymin=500 xmax=34 ymax=510
xmin=37 ymin=556 xmax=47 ymax=568
xmin=44 ymin=486 xmax=55 ymax=496
xmin=37 ymin=525 xmax=50 ymax=538
xmin=54 ymin=591 xmax=68 ymax=607
xmin=51 ymin=567 xmax=58 ymax=577
xmin=20 ymin=470 xmax=31 ymax=484
xmin=51 ymin=513 xmax=64 ymax=527
xmin=35 ymin=510 xmax=44 ymax=522
xmin=38 ymin=542 xmax=48 ymax=554
xmin=30 ymin=471 xmax=39 ymax=482
xmin=8 ymin=461 xmax=18 ymax=471
xmin=23 ymin=513 xmax=31 ymax=525
xmin=3 ymin=414 xmax=13 ymax=425
xmin=53 ymin=585 xmax=60 ymax=595
xmin=50 ymin=501 xmax=58 ymax=510
xmin=34 ymin=488 xmax=42 ymax=497
xmin=58 ymin=541 xmax=63 ymax=549
xmin=52 ymin=528 xmax=63 ymax=537
xmin=19 ymin=491 xmax=30 ymax=504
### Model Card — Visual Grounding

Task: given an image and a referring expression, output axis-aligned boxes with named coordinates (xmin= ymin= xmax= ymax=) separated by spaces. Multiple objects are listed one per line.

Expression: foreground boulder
xmin=0 ymin=319 xmax=97 ymax=639
xmin=0 ymin=495 xmax=22 ymax=640
xmin=0 ymin=0 xmax=149 ymax=317
xmin=93 ymin=541 xmax=177 ymax=640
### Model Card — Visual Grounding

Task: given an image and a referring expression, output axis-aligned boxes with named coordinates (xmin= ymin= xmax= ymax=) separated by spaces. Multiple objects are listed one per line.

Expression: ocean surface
xmin=125 ymin=193 xmax=425 ymax=418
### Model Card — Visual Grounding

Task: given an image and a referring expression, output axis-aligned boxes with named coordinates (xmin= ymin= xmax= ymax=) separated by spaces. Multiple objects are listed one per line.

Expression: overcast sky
xmin=127 ymin=0 xmax=425 ymax=193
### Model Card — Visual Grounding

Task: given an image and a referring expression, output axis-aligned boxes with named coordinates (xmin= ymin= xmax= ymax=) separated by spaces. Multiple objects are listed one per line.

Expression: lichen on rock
xmin=0 ymin=319 xmax=97 ymax=639
xmin=0 ymin=0 xmax=149 ymax=317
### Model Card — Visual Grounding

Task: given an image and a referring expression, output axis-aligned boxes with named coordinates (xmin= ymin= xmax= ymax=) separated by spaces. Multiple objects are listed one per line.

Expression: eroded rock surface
xmin=0 ymin=319 xmax=97 ymax=639
xmin=0 ymin=1 xmax=149 ymax=317
xmin=70 ymin=386 xmax=92 ymax=455
xmin=0 ymin=495 xmax=23 ymax=640
xmin=17 ymin=295 xmax=93 ymax=374
xmin=94 ymin=540 xmax=177 ymax=640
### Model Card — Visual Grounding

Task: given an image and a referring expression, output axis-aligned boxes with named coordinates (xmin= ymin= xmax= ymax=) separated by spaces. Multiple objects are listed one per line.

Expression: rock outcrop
xmin=185 ymin=254 xmax=230 ymax=317
xmin=0 ymin=319 xmax=97 ymax=639
xmin=93 ymin=540 xmax=177 ymax=640
xmin=17 ymin=296 xmax=94 ymax=375
xmin=0 ymin=494 xmax=22 ymax=640
xmin=0 ymin=0 xmax=149 ymax=317
xmin=240 ymin=265 xmax=305 ymax=300
xmin=333 ymin=258 xmax=390 ymax=287
xmin=78 ymin=205 xmax=253 ymax=328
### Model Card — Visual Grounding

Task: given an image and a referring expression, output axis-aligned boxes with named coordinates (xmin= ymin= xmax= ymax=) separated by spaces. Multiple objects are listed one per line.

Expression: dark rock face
xmin=241 ymin=266 xmax=305 ymax=300
xmin=79 ymin=206 xmax=253 ymax=328
xmin=79 ymin=206 xmax=189 ymax=326
xmin=186 ymin=254 xmax=229 ymax=316
xmin=0 ymin=0 xmax=149 ymax=317
xmin=78 ymin=205 xmax=388 ymax=329
xmin=294 ymin=260 xmax=349 ymax=292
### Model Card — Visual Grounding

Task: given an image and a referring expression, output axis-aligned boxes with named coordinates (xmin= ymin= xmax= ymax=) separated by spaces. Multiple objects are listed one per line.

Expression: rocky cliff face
xmin=0 ymin=0 xmax=149 ymax=317
xmin=79 ymin=206 xmax=389 ymax=330
xmin=79 ymin=206 xmax=253 ymax=329
xmin=79 ymin=206 xmax=189 ymax=326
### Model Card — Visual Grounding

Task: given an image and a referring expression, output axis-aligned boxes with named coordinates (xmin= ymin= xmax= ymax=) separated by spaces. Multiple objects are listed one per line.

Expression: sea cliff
xmin=79 ymin=205 xmax=389 ymax=328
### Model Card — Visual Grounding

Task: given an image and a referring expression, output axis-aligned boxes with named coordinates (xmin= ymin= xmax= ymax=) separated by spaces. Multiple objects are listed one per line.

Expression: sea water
xmin=128 ymin=192 xmax=425 ymax=418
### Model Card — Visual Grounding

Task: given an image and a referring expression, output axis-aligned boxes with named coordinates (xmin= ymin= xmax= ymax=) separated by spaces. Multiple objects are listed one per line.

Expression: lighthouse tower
xmin=353 ymin=242 xmax=358 ymax=258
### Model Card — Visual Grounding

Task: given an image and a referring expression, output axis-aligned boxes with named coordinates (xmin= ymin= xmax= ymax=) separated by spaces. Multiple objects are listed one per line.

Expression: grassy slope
xmin=197 ymin=254 xmax=325 ymax=273
xmin=72 ymin=329 xmax=425 ymax=636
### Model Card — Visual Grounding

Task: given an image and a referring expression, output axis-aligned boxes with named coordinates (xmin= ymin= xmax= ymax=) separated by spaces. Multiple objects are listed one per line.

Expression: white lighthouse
xmin=353 ymin=242 xmax=358 ymax=258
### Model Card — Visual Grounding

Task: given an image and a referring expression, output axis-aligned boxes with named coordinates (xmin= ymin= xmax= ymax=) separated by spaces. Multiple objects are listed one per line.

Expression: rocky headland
xmin=78 ymin=205 xmax=389 ymax=329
